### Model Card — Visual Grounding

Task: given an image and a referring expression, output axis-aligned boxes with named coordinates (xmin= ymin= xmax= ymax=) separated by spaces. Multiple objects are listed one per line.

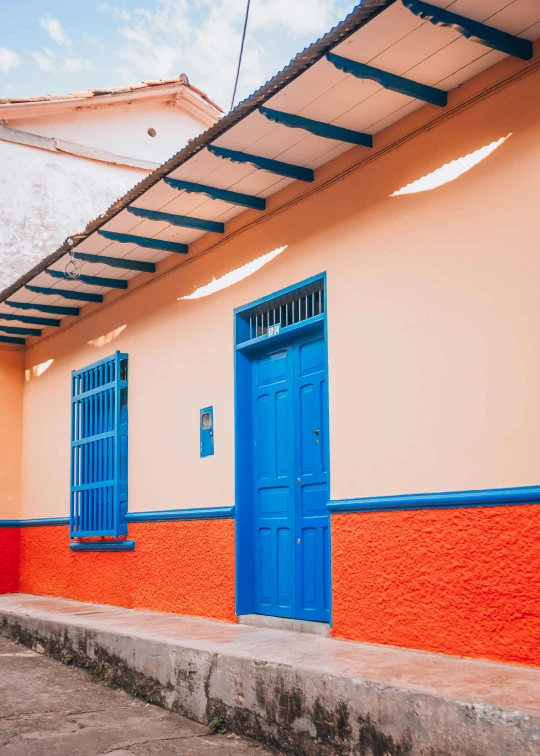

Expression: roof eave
xmin=0 ymin=81 xmax=222 ymax=121
xmin=0 ymin=0 xmax=394 ymax=306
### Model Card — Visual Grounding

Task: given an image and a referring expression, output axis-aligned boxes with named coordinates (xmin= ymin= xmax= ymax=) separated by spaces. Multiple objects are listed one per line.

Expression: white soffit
xmin=5 ymin=0 xmax=538 ymax=339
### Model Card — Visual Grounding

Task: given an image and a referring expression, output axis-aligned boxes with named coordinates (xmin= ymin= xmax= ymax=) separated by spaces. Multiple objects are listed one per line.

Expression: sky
xmin=0 ymin=0 xmax=357 ymax=110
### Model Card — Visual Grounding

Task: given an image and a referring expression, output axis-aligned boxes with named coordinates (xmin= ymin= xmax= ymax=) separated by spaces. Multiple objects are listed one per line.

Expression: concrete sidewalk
xmin=0 ymin=634 xmax=276 ymax=755
xmin=1 ymin=594 xmax=540 ymax=755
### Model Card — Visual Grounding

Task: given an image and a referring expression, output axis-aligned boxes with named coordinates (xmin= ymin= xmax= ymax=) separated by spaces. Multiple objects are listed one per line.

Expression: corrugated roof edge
xmin=0 ymin=0 xmax=394 ymax=306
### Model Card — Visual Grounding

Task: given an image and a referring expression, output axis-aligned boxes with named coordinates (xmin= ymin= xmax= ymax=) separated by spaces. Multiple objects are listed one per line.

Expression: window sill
xmin=69 ymin=540 xmax=135 ymax=552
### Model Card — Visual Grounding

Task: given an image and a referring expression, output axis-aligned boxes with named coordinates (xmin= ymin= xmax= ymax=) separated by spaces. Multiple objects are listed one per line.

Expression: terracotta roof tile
xmin=0 ymin=74 xmax=223 ymax=112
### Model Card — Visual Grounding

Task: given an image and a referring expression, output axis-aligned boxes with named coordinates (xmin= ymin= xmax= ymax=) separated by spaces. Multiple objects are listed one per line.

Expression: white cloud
xmin=32 ymin=47 xmax=92 ymax=74
xmin=32 ymin=48 xmax=56 ymax=72
xmin=64 ymin=57 xmax=93 ymax=73
xmin=0 ymin=48 xmax=21 ymax=73
xmin=113 ymin=8 xmax=131 ymax=21
xmin=40 ymin=17 xmax=72 ymax=47
xmin=119 ymin=27 xmax=178 ymax=79
xmin=98 ymin=3 xmax=130 ymax=20
xmin=104 ymin=0 xmax=352 ymax=107
xmin=235 ymin=0 xmax=345 ymax=36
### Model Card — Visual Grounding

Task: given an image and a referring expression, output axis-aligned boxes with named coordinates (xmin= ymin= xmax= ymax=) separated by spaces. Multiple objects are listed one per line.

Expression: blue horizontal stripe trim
xmin=327 ymin=485 xmax=540 ymax=514
xmin=70 ymin=540 xmax=135 ymax=552
xmin=0 ymin=517 xmax=70 ymax=527
xmin=125 ymin=506 xmax=234 ymax=523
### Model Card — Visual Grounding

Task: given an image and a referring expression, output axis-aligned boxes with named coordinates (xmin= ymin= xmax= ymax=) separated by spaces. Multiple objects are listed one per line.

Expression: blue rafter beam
xmin=326 ymin=52 xmax=447 ymax=107
xmin=260 ymin=106 xmax=373 ymax=147
xmin=73 ymin=251 xmax=156 ymax=273
xmin=0 ymin=335 xmax=25 ymax=345
xmin=6 ymin=300 xmax=80 ymax=317
xmin=46 ymin=269 xmax=128 ymax=290
xmin=98 ymin=230 xmax=188 ymax=254
xmin=127 ymin=205 xmax=225 ymax=233
xmin=0 ymin=312 xmax=61 ymax=327
xmin=0 ymin=325 xmax=42 ymax=337
xmin=402 ymin=0 xmax=533 ymax=60
xmin=26 ymin=285 xmax=103 ymax=304
xmin=164 ymin=177 xmax=266 ymax=211
xmin=208 ymin=144 xmax=314 ymax=182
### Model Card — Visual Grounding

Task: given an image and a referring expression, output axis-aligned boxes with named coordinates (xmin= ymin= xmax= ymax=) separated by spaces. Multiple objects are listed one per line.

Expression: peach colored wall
xmin=8 ymin=56 xmax=540 ymax=666
xmin=0 ymin=350 xmax=24 ymax=521
xmin=20 ymin=64 xmax=540 ymax=521
xmin=18 ymin=520 xmax=236 ymax=622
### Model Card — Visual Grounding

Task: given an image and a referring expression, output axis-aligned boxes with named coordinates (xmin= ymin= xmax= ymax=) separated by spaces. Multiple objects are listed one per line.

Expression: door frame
xmin=233 ymin=273 xmax=331 ymax=622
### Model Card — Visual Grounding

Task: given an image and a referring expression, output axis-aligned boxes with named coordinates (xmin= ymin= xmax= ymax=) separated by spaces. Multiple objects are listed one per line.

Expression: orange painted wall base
xmin=16 ymin=519 xmax=236 ymax=623
xmin=330 ymin=505 xmax=540 ymax=667
xmin=3 ymin=506 xmax=540 ymax=667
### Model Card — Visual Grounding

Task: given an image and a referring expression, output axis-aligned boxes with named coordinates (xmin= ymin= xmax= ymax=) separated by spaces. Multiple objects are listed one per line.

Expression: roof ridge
xmin=0 ymin=73 xmax=221 ymax=111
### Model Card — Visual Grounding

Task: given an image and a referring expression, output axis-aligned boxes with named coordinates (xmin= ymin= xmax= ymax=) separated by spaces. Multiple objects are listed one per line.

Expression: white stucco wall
xmin=0 ymin=141 xmax=142 ymax=290
xmin=7 ymin=94 xmax=216 ymax=165
xmin=0 ymin=90 xmax=221 ymax=291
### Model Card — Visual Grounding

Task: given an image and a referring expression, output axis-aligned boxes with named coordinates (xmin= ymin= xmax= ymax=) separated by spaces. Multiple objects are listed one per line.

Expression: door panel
xmin=253 ymin=349 xmax=295 ymax=617
xmin=295 ymin=338 xmax=330 ymax=622
xmin=252 ymin=336 xmax=329 ymax=622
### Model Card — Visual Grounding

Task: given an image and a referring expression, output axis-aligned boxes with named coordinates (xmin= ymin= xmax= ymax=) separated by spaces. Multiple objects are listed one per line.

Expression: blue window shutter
xmin=70 ymin=351 xmax=129 ymax=538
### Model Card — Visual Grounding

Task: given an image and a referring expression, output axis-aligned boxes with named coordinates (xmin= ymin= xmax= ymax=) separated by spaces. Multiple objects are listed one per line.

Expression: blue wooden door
xmin=294 ymin=338 xmax=330 ymax=622
xmin=252 ymin=336 xmax=329 ymax=621
xmin=253 ymin=347 xmax=296 ymax=617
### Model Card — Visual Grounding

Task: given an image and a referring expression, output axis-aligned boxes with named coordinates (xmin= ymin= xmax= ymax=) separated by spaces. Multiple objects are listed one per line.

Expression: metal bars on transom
xmin=240 ymin=278 xmax=325 ymax=342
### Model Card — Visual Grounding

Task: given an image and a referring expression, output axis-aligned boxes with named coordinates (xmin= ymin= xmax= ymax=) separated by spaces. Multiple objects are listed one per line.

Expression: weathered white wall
xmin=0 ymin=91 xmax=220 ymax=291
xmin=0 ymin=141 xmax=141 ymax=291
xmin=7 ymin=94 xmax=215 ymax=165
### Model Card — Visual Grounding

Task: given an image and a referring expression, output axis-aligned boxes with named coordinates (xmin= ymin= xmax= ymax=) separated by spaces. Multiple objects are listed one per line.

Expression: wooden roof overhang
xmin=1 ymin=0 xmax=538 ymax=347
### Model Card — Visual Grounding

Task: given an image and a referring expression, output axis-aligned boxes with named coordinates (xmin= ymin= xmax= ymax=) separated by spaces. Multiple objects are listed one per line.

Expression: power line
xmin=230 ymin=0 xmax=251 ymax=112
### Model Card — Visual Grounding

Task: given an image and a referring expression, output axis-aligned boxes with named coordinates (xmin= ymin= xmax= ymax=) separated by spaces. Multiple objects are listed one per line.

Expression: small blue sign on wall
xmin=200 ymin=406 xmax=214 ymax=457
